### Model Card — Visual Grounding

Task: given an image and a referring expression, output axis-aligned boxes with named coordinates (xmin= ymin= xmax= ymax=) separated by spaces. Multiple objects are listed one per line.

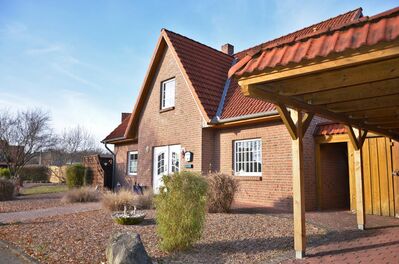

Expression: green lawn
xmin=20 ymin=185 xmax=68 ymax=195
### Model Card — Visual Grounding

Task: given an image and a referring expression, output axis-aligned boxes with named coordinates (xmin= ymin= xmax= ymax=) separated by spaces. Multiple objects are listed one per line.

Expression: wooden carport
xmin=229 ymin=7 xmax=399 ymax=258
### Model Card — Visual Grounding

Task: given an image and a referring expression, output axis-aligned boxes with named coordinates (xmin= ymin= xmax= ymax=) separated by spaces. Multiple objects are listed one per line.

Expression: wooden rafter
xmin=325 ymin=94 xmax=399 ymax=113
xmin=276 ymin=104 xmax=297 ymax=140
xmin=249 ymin=56 xmax=399 ymax=96
xmin=345 ymin=125 xmax=368 ymax=150
xmin=301 ymin=112 xmax=314 ymax=138
xmin=241 ymin=84 xmax=399 ymax=140
xmin=301 ymin=77 xmax=399 ymax=105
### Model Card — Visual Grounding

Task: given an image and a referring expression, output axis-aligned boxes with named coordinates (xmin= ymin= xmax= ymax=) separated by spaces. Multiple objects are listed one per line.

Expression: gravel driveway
xmin=0 ymin=209 xmax=327 ymax=264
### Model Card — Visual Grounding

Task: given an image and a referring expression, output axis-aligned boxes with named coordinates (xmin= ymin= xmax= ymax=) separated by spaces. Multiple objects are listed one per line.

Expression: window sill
xmin=160 ymin=107 xmax=175 ymax=113
xmin=233 ymin=176 xmax=262 ymax=181
xmin=127 ymin=174 xmax=137 ymax=177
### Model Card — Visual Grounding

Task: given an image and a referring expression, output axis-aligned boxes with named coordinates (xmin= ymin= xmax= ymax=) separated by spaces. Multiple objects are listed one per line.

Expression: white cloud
xmin=26 ymin=44 xmax=64 ymax=55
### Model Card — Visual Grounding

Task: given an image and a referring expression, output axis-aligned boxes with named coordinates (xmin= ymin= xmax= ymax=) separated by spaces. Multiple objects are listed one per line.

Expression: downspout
xmin=104 ymin=143 xmax=116 ymax=191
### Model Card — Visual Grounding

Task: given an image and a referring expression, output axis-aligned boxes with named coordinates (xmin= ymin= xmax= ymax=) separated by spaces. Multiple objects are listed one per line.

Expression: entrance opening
xmin=320 ymin=142 xmax=350 ymax=210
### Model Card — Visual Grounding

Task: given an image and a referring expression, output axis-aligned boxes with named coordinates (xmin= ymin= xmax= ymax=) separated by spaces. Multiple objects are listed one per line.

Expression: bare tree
xmin=0 ymin=109 xmax=55 ymax=178
xmin=57 ymin=125 xmax=99 ymax=164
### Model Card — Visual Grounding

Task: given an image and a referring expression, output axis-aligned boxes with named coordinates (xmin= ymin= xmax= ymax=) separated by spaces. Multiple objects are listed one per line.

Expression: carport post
xmin=276 ymin=105 xmax=313 ymax=259
xmin=345 ymin=126 xmax=367 ymax=230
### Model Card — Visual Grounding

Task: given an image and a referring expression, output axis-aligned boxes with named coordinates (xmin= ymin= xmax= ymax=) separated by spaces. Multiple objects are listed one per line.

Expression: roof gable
xmin=104 ymin=8 xmax=365 ymax=142
xmin=164 ymin=30 xmax=234 ymax=118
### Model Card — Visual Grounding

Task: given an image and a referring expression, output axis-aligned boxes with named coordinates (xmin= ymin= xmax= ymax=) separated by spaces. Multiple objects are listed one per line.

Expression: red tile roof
xmin=102 ymin=114 xmax=131 ymax=142
xmin=222 ymin=8 xmax=362 ymax=119
xmin=234 ymin=8 xmax=363 ymax=60
xmin=230 ymin=6 xmax=399 ymax=77
xmin=104 ymin=7 xmax=380 ymax=142
xmin=314 ymin=123 xmax=347 ymax=136
xmin=220 ymin=80 xmax=276 ymax=119
xmin=164 ymin=29 xmax=234 ymax=118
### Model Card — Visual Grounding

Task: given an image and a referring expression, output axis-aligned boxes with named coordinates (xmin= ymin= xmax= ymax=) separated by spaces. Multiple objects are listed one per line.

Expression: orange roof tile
xmin=230 ymin=6 xmax=399 ymax=77
xmin=234 ymin=8 xmax=362 ymax=60
xmin=102 ymin=114 xmax=131 ymax=142
xmin=314 ymin=123 xmax=347 ymax=136
xmin=164 ymin=29 xmax=234 ymax=118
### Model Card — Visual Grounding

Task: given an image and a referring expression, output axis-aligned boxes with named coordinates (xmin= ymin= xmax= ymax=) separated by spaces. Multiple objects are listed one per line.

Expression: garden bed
xmin=0 ymin=209 xmax=327 ymax=263
xmin=0 ymin=192 xmax=65 ymax=213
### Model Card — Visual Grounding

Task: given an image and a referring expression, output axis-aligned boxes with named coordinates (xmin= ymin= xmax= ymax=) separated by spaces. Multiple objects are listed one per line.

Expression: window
xmin=234 ymin=139 xmax=262 ymax=176
xmin=127 ymin=151 xmax=138 ymax=175
xmin=161 ymin=78 xmax=175 ymax=109
xmin=171 ymin=152 xmax=180 ymax=173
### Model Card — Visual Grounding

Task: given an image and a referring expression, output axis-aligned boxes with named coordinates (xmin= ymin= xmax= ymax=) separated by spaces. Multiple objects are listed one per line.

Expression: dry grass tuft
xmin=101 ymin=189 xmax=154 ymax=212
xmin=61 ymin=187 xmax=100 ymax=203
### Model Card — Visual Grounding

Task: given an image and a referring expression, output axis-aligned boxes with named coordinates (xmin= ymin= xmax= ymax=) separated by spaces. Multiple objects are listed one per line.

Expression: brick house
xmin=103 ymin=8 xmax=398 ymax=213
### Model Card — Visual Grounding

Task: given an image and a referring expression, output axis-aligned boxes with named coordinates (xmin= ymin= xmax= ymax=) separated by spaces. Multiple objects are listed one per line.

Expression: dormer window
xmin=161 ymin=78 xmax=175 ymax=110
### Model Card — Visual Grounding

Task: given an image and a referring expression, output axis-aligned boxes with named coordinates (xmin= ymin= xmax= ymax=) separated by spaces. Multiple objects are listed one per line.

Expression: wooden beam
xmin=325 ymin=94 xmax=399 ymax=113
xmin=345 ymin=126 xmax=368 ymax=150
xmin=346 ymin=125 xmax=360 ymax=150
xmin=301 ymin=112 xmax=314 ymax=137
xmin=301 ymin=78 xmax=399 ymax=105
xmin=241 ymin=84 xmax=399 ymax=141
xmin=291 ymin=110 xmax=306 ymax=258
xmin=365 ymin=116 xmax=399 ymax=125
xmin=272 ymin=58 xmax=399 ymax=96
xmin=345 ymin=125 xmax=367 ymax=230
xmin=354 ymin=147 xmax=366 ymax=230
xmin=348 ymin=107 xmax=399 ymax=119
xmin=275 ymin=104 xmax=297 ymax=140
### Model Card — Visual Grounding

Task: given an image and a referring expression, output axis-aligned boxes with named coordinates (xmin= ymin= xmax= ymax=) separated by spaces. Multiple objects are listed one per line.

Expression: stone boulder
xmin=106 ymin=232 xmax=152 ymax=264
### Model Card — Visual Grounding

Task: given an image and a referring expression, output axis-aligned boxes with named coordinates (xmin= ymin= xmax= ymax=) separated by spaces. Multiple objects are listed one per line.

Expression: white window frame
xmin=234 ymin=138 xmax=262 ymax=176
xmin=161 ymin=78 xmax=175 ymax=110
xmin=127 ymin=151 xmax=138 ymax=176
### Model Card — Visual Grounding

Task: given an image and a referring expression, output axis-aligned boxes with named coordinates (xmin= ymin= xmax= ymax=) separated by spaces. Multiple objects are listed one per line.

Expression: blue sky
xmin=1 ymin=0 xmax=398 ymax=146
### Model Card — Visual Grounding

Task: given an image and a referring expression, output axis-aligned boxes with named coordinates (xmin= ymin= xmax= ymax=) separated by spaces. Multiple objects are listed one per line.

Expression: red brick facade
xmin=109 ymin=34 xmax=334 ymax=212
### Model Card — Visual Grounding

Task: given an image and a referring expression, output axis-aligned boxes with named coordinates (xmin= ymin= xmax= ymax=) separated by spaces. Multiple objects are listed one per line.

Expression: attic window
xmin=161 ymin=78 xmax=175 ymax=110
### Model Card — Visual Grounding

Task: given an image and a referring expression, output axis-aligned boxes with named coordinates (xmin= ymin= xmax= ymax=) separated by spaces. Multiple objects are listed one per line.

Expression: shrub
xmin=19 ymin=165 xmax=50 ymax=182
xmin=102 ymin=189 xmax=135 ymax=212
xmin=0 ymin=168 xmax=11 ymax=179
xmin=61 ymin=187 xmax=100 ymax=203
xmin=135 ymin=189 xmax=154 ymax=209
xmin=0 ymin=178 xmax=15 ymax=201
xmin=155 ymin=171 xmax=208 ymax=252
xmin=66 ymin=164 xmax=85 ymax=188
xmin=83 ymin=167 xmax=93 ymax=186
xmin=207 ymin=173 xmax=238 ymax=213
xmin=101 ymin=189 xmax=153 ymax=211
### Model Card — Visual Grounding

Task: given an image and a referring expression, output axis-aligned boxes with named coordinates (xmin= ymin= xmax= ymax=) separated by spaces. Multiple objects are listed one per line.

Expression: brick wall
xmin=110 ymin=42 xmax=333 ymax=211
xmin=134 ymin=45 xmax=205 ymax=188
xmin=213 ymin=120 xmax=294 ymax=210
xmin=114 ymin=142 xmax=138 ymax=187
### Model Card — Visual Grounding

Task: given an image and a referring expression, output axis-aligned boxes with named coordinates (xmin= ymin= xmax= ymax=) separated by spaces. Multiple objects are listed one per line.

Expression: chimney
xmin=221 ymin=43 xmax=234 ymax=55
xmin=121 ymin=112 xmax=130 ymax=122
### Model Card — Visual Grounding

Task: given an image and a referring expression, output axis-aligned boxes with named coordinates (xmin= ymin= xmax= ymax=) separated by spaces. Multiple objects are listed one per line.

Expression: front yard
xmin=0 ymin=207 xmax=326 ymax=263
xmin=0 ymin=183 xmax=67 ymax=213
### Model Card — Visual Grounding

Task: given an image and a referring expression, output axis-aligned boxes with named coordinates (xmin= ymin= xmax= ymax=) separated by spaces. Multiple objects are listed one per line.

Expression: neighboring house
xmin=103 ymin=7 xmax=397 ymax=214
xmin=0 ymin=141 xmax=24 ymax=169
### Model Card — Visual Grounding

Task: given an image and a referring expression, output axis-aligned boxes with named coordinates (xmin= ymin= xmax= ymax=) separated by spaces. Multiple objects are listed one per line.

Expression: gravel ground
xmin=0 ymin=209 xmax=327 ymax=264
xmin=0 ymin=193 xmax=64 ymax=213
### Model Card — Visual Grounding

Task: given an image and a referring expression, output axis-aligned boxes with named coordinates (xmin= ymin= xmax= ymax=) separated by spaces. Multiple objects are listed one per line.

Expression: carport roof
xmin=236 ymin=6 xmax=399 ymax=141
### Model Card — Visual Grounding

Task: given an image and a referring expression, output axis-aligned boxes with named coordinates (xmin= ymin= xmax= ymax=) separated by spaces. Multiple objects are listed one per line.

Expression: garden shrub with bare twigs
xmin=207 ymin=172 xmax=238 ymax=213
xmin=61 ymin=187 xmax=100 ymax=203
xmin=155 ymin=171 xmax=208 ymax=252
